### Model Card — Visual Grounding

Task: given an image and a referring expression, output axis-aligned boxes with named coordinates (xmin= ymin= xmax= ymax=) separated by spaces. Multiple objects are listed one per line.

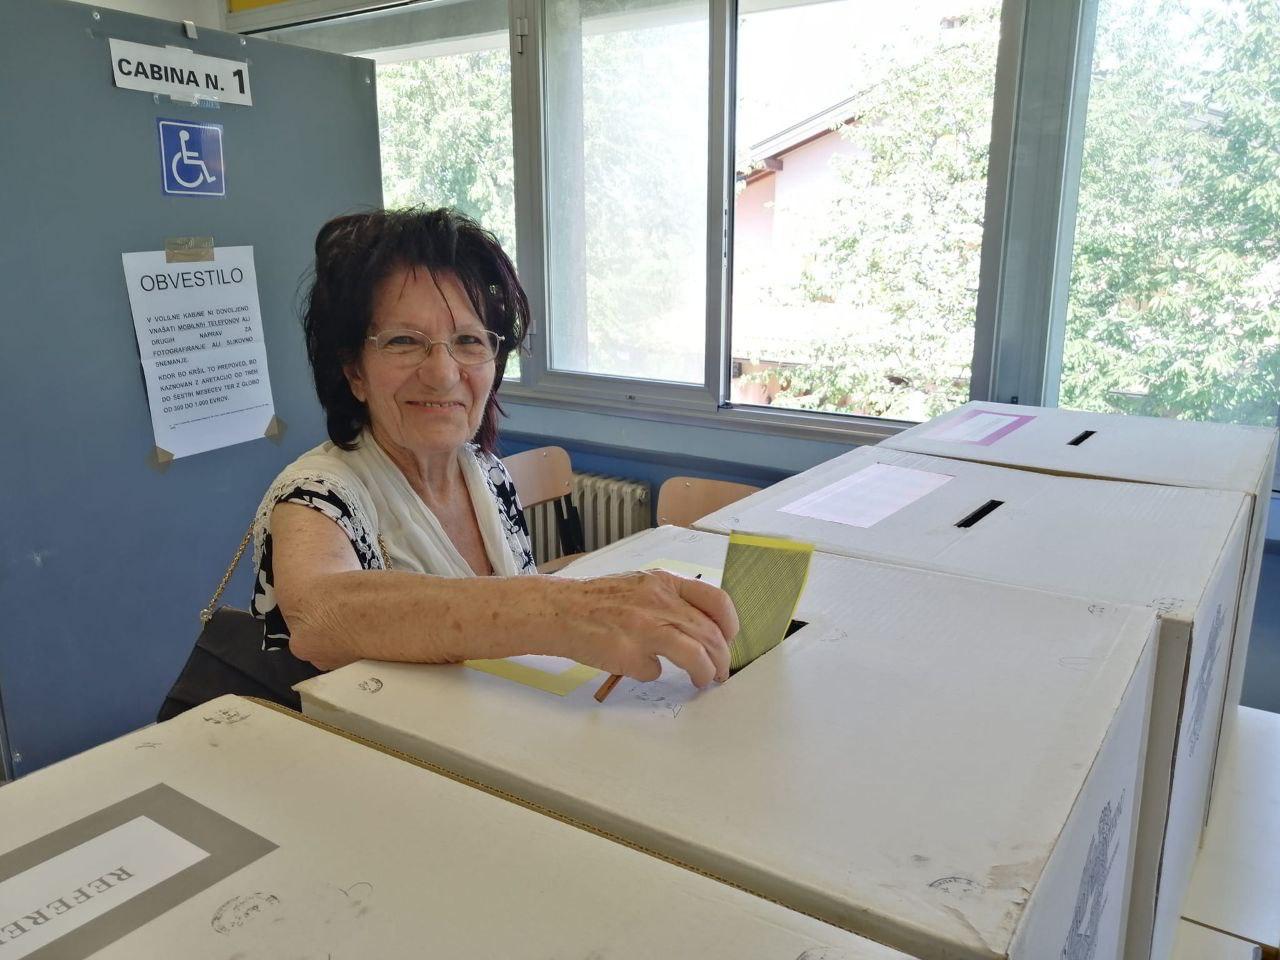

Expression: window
xmin=1056 ymin=0 xmax=1280 ymax=428
xmin=251 ymin=0 xmax=1276 ymax=450
xmin=541 ymin=0 xmax=709 ymax=384
xmin=263 ymin=0 xmax=520 ymax=374
xmin=730 ymin=0 xmax=1002 ymax=422
xmin=377 ymin=42 xmax=516 ymax=254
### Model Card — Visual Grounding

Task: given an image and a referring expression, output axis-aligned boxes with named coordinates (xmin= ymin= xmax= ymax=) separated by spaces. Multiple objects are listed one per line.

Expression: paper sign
xmin=157 ymin=119 xmax=225 ymax=197
xmin=109 ymin=39 xmax=253 ymax=106
xmin=925 ymin=409 xmax=1036 ymax=445
xmin=464 ymin=655 xmax=600 ymax=696
xmin=122 ymin=246 xmax=275 ymax=460
xmin=0 ymin=817 xmax=208 ymax=958
xmin=779 ymin=462 xmax=953 ymax=528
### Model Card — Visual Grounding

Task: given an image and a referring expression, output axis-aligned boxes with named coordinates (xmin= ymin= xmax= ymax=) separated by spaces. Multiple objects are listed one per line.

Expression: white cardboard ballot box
xmin=881 ymin=401 xmax=1276 ymax=776
xmin=1173 ymin=921 xmax=1261 ymax=960
xmin=298 ymin=530 xmax=1158 ymax=960
xmin=0 ymin=695 xmax=912 ymax=960
xmin=695 ymin=445 xmax=1249 ymax=960
xmin=1181 ymin=705 xmax=1280 ymax=959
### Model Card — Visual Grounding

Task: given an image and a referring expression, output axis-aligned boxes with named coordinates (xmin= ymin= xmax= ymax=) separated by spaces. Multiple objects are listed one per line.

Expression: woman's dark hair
xmin=303 ymin=207 xmax=528 ymax=455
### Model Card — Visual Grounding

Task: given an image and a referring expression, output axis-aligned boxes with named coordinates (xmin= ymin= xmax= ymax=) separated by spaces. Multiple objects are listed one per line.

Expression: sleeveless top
xmin=250 ymin=432 xmax=536 ymax=653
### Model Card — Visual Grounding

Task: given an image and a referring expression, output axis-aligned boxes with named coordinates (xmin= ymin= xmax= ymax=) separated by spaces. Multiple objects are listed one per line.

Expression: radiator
xmin=525 ymin=473 xmax=651 ymax=567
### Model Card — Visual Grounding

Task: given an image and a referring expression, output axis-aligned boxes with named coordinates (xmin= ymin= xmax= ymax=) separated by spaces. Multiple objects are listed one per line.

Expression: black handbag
xmin=156 ymin=524 xmax=322 ymax=722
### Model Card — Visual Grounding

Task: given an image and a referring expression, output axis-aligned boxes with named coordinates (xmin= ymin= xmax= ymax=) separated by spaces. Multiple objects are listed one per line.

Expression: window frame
xmin=501 ymin=0 xmax=1075 ymax=445
xmin=506 ymin=0 xmax=724 ymax=411
xmin=242 ymin=0 xmax=1100 ymax=447
xmin=976 ymin=0 xmax=1100 ymax=408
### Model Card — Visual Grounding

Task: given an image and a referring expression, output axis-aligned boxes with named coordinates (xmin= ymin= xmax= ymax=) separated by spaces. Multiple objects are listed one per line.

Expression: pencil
xmin=595 ymin=572 xmax=704 ymax=704
xmin=593 ymin=673 xmax=622 ymax=702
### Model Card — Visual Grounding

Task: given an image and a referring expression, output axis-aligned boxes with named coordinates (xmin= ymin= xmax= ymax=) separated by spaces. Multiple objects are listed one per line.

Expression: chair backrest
xmin=501 ymin=446 xmax=574 ymax=510
xmin=656 ymin=476 xmax=763 ymax=528
xmin=501 ymin=445 xmax=586 ymax=560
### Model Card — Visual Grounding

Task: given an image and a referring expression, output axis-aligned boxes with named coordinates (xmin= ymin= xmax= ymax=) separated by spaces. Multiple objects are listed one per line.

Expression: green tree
xmin=377 ymin=52 xmax=517 ymax=251
xmin=768 ymin=9 xmax=1000 ymax=420
xmin=775 ymin=0 xmax=1280 ymax=427
xmin=574 ymin=19 xmax=709 ymax=382
xmin=1061 ymin=0 xmax=1280 ymax=426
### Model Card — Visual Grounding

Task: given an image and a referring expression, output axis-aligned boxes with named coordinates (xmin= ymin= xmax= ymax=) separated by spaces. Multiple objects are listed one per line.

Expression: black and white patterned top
xmin=252 ymin=450 xmax=535 ymax=653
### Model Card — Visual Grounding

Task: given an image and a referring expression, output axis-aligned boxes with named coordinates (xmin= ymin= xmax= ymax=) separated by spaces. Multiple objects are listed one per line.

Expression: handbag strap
xmin=200 ymin=522 xmax=393 ymax=624
xmin=201 ymin=523 xmax=255 ymax=624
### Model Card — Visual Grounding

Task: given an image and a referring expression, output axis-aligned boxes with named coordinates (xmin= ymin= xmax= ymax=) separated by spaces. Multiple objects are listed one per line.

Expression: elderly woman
xmin=250 ymin=208 xmax=736 ymax=688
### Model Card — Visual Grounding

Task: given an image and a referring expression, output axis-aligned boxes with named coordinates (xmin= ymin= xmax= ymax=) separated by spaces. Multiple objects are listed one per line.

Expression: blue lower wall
xmin=498 ymin=432 xmax=794 ymax=526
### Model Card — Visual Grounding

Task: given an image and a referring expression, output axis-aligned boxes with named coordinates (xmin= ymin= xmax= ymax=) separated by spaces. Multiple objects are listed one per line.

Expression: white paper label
xmin=121 ymin=246 xmax=275 ymax=459
xmin=779 ymin=462 xmax=953 ymax=528
xmin=109 ymin=39 xmax=253 ymax=106
xmin=0 ymin=817 xmax=208 ymax=957
xmin=927 ymin=411 xmax=1025 ymax=443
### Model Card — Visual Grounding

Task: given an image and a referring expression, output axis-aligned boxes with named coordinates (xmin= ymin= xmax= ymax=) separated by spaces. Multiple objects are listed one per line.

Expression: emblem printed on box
xmin=1188 ymin=604 xmax=1226 ymax=756
xmin=1061 ymin=791 xmax=1124 ymax=960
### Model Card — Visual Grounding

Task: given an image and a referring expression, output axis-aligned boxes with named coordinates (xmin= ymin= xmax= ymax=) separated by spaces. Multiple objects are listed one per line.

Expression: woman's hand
xmin=545 ymin=571 xmax=739 ymax=687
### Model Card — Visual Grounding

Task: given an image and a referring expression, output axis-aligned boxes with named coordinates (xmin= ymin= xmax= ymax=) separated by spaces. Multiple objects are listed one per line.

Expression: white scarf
xmin=252 ymin=431 xmax=520 ymax=578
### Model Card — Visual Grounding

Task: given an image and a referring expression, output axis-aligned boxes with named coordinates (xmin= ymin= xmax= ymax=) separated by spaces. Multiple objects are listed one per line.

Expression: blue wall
xmin=0 ymin=0 xmax=381 ymax=777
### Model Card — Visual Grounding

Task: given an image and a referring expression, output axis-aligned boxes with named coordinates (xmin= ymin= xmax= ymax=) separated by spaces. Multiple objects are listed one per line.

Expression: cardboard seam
xmin=1208 ymin=496 xmax=1267 ymax=769
xmin=1006 ymin=610 xmax=1153 ymax=955
xmin=1145 ymin=632 xmax=1197 ymax=948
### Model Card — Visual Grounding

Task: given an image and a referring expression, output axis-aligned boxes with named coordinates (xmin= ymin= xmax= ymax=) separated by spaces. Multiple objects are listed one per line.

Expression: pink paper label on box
xmin=925 ymin=409 xmax=1036 ymax=445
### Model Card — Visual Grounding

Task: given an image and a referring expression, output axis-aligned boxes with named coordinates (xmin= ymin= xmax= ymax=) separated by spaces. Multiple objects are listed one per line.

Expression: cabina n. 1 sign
xmin=109 ymin=39 xmax=253 ymax=106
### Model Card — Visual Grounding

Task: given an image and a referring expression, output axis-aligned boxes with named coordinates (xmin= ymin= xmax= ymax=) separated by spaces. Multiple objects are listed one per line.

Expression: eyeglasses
xmin=366 ymin=328 xmax=503 ymax=366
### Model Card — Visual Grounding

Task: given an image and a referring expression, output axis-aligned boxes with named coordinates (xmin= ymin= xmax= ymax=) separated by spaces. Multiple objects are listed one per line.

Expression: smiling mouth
xmin=406 ymin=400 xmax=465 ymax=409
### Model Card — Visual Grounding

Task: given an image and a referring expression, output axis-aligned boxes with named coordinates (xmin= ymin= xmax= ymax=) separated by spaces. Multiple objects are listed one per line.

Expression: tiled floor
xmin=1242 ymin=543 xmax=1280 ymax=714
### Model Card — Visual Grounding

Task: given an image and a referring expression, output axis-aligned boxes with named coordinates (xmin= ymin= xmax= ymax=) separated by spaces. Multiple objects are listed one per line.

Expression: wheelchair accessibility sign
xmin=157 ymin=119 xmax=225 ymax=197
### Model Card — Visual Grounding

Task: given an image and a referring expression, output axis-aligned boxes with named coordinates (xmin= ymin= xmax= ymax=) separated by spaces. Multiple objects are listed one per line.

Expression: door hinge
xmin=515 ymin=18 xmax=529 ymax=54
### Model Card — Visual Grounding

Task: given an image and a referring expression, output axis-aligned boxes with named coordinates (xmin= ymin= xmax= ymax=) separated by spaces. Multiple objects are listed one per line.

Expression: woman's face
xmin=344 ymin=265 xmax=496 ymax=458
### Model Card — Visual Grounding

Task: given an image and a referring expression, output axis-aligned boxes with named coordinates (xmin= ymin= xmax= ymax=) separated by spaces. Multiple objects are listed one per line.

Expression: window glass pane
xmin=377 ymin=50 xmax=516 ymax=253
xmin=730 ymin=0 xmax=1001 ymax=419
xmin=1060 ymin=0 xmax=1280 ymax=427
xmin=263 ymin=0 xmax=520 ymax=377
xmin=543 ymin=0 xmax=709 ymax=383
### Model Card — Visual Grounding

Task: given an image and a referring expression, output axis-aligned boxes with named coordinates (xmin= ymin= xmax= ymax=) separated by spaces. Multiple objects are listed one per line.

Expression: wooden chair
xmin=656 ymin=476 xmax=762 ymax=528
xmin=501 ymin=446 xmax=586 ymax=572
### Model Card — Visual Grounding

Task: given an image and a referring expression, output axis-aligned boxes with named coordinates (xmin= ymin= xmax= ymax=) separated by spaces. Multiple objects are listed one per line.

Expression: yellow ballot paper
xmin=464 ymin=655 xmax=600 ymax=696
xmin=721 ymin=532 xmax=814 ymax=672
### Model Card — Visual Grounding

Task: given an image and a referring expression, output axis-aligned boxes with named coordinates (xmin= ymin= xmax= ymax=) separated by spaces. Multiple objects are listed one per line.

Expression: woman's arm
xmin=270 ymin=502 xmax=737 ymax=685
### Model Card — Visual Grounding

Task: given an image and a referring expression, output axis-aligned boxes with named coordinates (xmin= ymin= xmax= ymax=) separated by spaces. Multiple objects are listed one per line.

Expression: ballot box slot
xmin=1067 ymin=430 xmax=1097 ymax=446
xmin=955 ymin=499 xmax=1004 ymax=529
xmin=728 ymin=619 xmax=809 ymax=677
